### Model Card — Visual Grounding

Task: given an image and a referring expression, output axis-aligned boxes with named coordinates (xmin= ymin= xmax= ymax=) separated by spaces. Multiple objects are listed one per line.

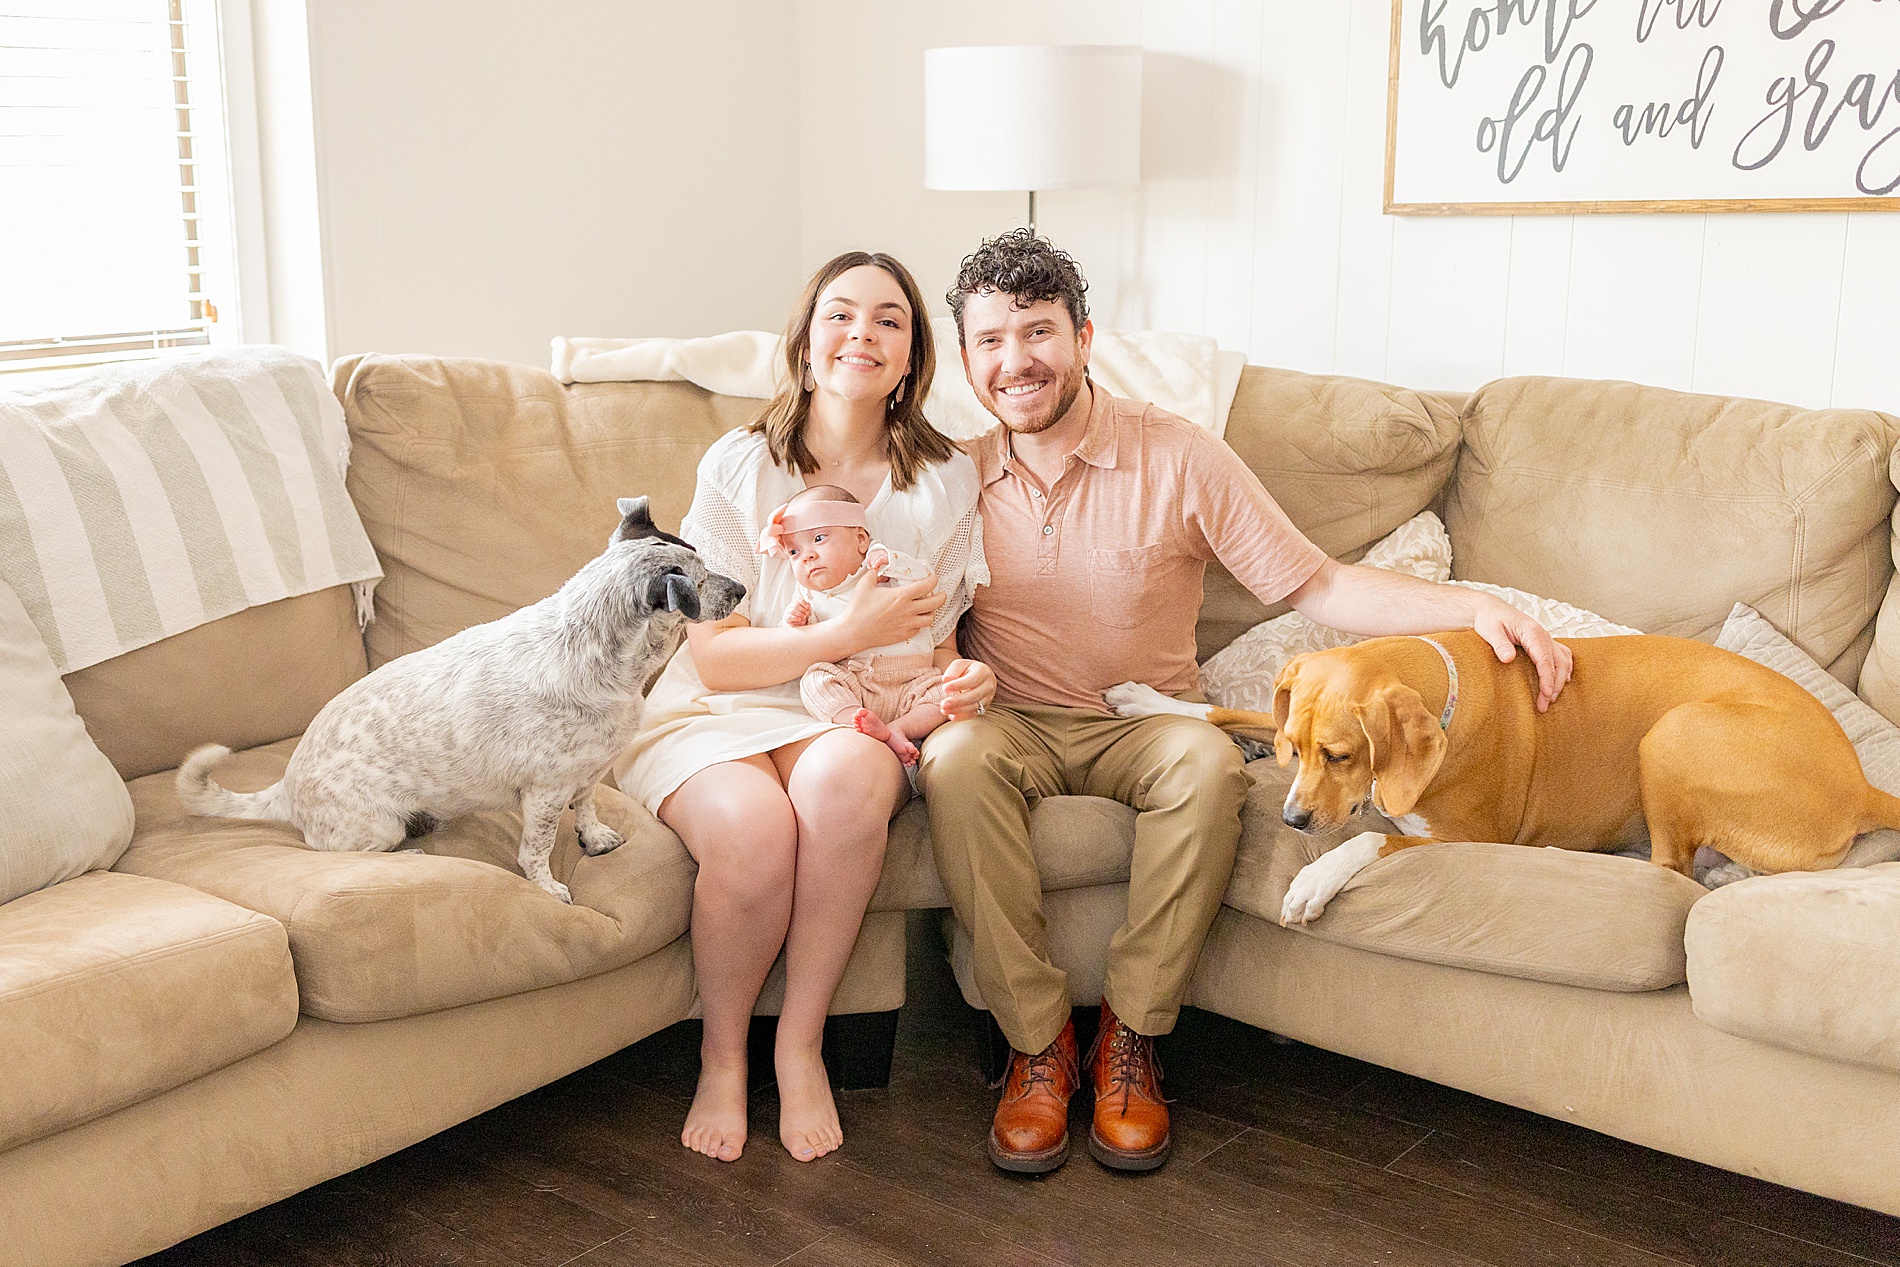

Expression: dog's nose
xmin=1282 ymin=805 xmax=1312 ymax=830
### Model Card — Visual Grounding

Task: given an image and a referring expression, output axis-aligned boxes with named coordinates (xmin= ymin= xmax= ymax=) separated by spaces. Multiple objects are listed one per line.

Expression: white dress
xmin=618 ymin=429 xmax=987 ymax=814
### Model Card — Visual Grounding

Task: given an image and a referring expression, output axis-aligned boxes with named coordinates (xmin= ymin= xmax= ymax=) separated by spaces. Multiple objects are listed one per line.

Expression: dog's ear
xmin=1354 ymin=684 xmax=1446 ymax=818
xmin=612 ymin=496 xmax=655 ymax=546
xmin=613 ymin=496 xmax=695 ymax=550
xmin=1271 ymin=659 xmax=1302 ymax=767
xmin=644 ymin=569 xmax=701 ymax=618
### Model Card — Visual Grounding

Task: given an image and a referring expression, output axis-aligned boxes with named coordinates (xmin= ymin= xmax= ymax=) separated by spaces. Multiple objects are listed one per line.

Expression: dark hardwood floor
xmin=140 ymin=914 xmax=1900 ymax=1267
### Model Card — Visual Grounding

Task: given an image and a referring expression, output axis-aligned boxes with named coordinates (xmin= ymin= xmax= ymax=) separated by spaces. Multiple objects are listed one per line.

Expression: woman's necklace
xmin=806 ymin=438 xmax=889 ymax=505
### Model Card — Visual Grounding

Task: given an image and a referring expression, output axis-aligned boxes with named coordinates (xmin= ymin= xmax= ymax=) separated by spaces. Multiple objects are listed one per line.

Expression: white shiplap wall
xmin=794 ymin=0 xmax=1900 ymax=412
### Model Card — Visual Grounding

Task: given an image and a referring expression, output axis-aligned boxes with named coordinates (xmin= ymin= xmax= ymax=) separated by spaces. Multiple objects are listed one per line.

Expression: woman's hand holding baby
xmin=938 ymin=658 xmax=997 ymax=721
xmin=839 ymin=567 xmax=942 ymax=651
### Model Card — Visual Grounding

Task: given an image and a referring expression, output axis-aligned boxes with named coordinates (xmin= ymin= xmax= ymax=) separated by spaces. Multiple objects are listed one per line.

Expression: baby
xmin=758 ymin=485 xmax=948 ymax=764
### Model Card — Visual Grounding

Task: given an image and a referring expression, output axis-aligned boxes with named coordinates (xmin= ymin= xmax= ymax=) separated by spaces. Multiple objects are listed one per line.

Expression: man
xmin=918 ymin=230 xmax=1571 ymax=1175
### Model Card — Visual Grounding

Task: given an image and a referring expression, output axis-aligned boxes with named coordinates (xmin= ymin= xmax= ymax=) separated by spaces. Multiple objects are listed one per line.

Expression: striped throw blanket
xmin=0 ymin=347 xmax=382 ymax=674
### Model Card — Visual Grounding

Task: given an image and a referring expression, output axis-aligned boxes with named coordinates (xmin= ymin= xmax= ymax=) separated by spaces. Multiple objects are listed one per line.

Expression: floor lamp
xmin=923 ymin=45 xmax=1142 ymax=239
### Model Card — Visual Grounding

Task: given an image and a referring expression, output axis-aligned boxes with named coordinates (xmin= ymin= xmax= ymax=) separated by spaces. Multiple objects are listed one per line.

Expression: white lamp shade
xmin=924 ymin=45 xmax=1141 ymax=192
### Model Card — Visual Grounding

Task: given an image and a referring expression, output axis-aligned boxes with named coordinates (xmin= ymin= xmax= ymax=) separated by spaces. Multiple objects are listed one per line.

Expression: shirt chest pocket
xmin=1089 ymin=544 xmax=1168 ymax=630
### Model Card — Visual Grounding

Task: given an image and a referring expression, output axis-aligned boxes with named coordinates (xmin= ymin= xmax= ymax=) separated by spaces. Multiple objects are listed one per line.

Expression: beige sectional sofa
xmin=3 ymin=351 xmax=1898 ymax=1266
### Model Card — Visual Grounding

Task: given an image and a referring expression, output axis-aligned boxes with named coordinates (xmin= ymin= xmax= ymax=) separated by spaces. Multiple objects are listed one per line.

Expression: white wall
xmin=792 ymin=0 xmax=1900 ymax=413
xmin=272 ymin=0 xmax=1897 ymax=411
xmin=298 ymin=0 xmax=804 ymax=367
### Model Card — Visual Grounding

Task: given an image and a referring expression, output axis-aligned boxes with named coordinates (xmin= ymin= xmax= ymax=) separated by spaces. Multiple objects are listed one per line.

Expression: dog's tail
xmin=1860 ymin=786 xmax=1900 ymax=836
xmin=175 ymin=744 xmax=292 ymax=822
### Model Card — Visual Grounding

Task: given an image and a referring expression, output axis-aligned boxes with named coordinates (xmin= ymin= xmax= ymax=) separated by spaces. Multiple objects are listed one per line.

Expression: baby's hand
xmin=786 ymin=599 xmax=811 ymax=627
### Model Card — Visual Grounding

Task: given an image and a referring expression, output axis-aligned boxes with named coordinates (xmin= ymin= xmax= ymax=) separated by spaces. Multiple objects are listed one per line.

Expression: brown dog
xmin=1104 ymin=630 xmax=1900 ymax=925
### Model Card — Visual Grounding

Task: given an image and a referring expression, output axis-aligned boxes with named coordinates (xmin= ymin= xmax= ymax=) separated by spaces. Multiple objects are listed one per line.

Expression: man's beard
xmin=989 ymin=363 xmax=1087 ymax=436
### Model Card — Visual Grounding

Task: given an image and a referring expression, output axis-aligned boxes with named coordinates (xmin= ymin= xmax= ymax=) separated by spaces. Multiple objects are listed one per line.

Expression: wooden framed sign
xmin=1385 ymin=0 xmax=1900 ymax=214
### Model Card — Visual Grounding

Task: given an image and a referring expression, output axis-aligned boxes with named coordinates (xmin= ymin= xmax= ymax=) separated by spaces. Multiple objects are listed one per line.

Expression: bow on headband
xmin=757 ymin=499 xmax=870 ymax=558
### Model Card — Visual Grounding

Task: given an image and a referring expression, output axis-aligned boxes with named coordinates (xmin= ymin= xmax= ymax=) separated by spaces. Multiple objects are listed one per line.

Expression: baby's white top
xmin=800 ymin=542 xmax=936 ymax=658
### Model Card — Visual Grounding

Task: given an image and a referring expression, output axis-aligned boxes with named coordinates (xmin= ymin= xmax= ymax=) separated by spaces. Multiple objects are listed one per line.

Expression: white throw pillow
xmin=0 ymin=580 xmax=133 ymax=903
xmin=1199 ymin=512 xmax=1638 ymax=712
xmin=1199 ymin=512 xmax=1453 ymax=713
xmin=1445 ymin=580 xmax=1640 ymax=639
xmin=1714 ymin=603 xmax=1900 ymax=868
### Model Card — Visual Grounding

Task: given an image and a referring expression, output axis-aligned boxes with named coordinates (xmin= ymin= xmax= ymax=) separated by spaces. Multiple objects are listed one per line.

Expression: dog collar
xmin=1411 ymin=636 xmax=1458 ymax=732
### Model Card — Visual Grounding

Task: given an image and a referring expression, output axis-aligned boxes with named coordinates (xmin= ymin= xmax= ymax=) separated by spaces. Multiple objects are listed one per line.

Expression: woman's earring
xmin=801 ymin=362 xmax=815 ymax=392
xmin=893 ymin=378 xmax=906 ymax=406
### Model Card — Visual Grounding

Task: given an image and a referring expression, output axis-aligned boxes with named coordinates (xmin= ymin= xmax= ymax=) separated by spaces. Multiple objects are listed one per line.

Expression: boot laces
xmin=996 ymin=1038 xmax=1071 ymax=1093
xmin=1102 ymin=1024 xmax=1163 ymax=1109
xmin=1022 ymin=1048 xmax=1062 ymax=1090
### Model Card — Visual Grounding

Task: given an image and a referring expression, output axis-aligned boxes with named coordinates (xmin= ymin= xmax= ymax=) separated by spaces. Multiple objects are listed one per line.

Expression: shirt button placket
xmin=1037 ymin=486 xmax=1060 ymax=573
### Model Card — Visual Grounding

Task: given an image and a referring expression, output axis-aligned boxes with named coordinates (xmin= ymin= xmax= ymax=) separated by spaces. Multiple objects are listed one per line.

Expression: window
xmin=0 ymin=0 xmax=240 ymax=372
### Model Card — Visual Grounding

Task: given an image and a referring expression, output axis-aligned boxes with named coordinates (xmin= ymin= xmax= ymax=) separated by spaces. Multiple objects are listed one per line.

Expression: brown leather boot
xmin=1086 ymin=1002 xmax=1170 ymax=1170
xmin=987 ymin=1018 xmax=1078 ymax=1173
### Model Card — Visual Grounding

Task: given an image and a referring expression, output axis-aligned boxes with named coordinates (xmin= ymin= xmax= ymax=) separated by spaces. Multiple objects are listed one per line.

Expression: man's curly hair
xmin=946 ymin=229 xmax=1090 ymax=342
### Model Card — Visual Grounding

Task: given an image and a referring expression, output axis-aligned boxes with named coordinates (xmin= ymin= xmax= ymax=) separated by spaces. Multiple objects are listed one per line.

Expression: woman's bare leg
xmin=659 ymin=754 xmax=797 ymax=1162
xmin=770 ymin=729 xmax=909 ymax=1160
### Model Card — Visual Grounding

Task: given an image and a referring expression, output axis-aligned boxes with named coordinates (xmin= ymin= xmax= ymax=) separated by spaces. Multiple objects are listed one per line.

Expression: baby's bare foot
xmin=853 ymin=708 xmax=919 ymax=765
xmin=776 ymin=1037 xmax=842 ymax=1162
xmin=681 ymin=1058 xmax=748 ymax=1162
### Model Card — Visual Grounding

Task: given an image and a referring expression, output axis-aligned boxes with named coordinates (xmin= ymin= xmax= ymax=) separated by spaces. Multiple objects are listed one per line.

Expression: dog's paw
xmin=578 ymin=824 xmax=624 ymax=857
xmin=1280 ymin=866 xmax=1336 ymax=926
xmin=539 ymin=879 xmax=574 ymax=904
xmin=1105 ymin=682 xmax=1178 ymax=718
xmin=1280 ymin=831 xmax=1384 ymax=927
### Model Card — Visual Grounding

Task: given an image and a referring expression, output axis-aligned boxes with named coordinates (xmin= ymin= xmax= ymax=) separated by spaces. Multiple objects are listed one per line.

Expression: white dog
xmin=178 ymin=497 xmax=743 ymax=902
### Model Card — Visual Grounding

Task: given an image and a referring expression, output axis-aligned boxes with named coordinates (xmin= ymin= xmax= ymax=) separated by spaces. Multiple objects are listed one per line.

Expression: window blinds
xmin=0 ymin=0 xmax=223 ymax=371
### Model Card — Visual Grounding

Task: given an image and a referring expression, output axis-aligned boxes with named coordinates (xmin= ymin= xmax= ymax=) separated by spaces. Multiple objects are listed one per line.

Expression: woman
xmin=618 ymin=252 xmax=996 ymax=1163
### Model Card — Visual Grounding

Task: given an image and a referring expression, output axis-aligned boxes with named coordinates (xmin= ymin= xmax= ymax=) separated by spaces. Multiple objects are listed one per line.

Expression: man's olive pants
xmin=916 ymin=703 xmax=1249 ymax=1054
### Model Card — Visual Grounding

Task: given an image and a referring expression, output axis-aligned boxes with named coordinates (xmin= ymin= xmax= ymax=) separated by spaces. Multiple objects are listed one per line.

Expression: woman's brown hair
xmin=749 ymin=251 xmax=956 ymax=491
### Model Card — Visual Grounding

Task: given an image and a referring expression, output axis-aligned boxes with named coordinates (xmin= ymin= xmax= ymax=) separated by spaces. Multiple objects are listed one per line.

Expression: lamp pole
xmin=1028 ymin=190 xmax=1037 ymax=238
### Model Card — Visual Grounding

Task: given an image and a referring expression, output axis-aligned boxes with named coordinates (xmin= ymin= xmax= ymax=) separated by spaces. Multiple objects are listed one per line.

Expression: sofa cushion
xmin=333 ymin=354 xmax=759 ymax=667
xmin=1853 ymin=452 xmax=1900 ymax=725
xmin=114 ymin=738 xmax=697 ymax=1022
xmin=0 ymin=871 xmax=297 ymax=1151
xmin=0 ymin=580 xmax=134 ymax=903
xmin=891 ymin=757 xmax=1698 ymax=991
xmin=1197 ymin=367 xmax=1462 ymax=660
xmin=1686 ymin=863 xmax=1900 ymax=1072
xmin=1447 ymin=377 xmax=1898 ymax=685
xmin=62 ymin=587 xmax=367 ymax=781
xmin=1226 ymin=760 xmax=1706 ymax=992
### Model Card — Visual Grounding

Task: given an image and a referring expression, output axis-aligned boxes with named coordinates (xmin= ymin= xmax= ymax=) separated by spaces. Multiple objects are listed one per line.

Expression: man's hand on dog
xmin=1471 ymin=596 xmax=1574 ymax=712
xmin=1286 ymin=560 xmax=1570 ymax=711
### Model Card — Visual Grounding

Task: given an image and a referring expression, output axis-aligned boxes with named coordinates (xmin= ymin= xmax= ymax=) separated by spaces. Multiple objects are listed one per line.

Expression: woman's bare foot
xmin=681 ymin=1058 xmax=749 ymax=1162
xmin=776 ymin=1036 xmax=843 ymax=1161
xmin=852 ymin=708 xmax=918 ymax=765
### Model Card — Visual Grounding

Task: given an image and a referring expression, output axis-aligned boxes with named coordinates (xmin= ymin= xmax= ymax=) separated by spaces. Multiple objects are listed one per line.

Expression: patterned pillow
xmin=1199 ymin=512 xmax=1637 ymax=713
xmin=1199 ymin=512 xmax=1451 ymax=713
xmin=1715 ymin=603 xmax=1900 ymax=869
xmin=1448 ymin=580 xmax=1639 ymax=639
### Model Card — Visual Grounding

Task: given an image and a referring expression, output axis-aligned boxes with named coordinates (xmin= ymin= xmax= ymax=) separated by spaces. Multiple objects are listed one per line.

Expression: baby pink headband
xmin=757 ymin=500 xmax=869 ymax=557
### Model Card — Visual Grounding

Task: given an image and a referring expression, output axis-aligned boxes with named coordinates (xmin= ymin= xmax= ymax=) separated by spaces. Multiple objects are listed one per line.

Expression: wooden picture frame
xmin=1383 ymin=0 xmax=1900 ymax=215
